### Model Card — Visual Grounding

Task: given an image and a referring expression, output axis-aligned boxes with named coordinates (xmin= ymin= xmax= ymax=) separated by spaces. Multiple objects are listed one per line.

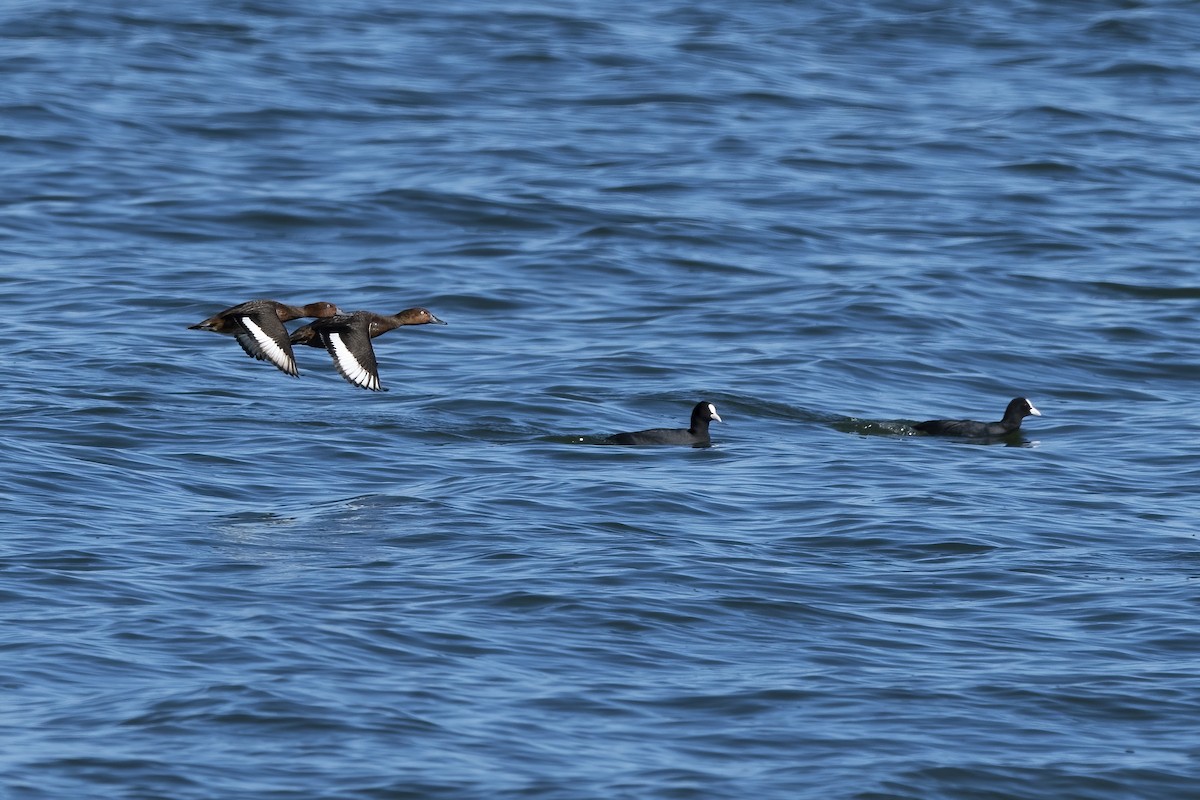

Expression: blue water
xmin=4 ymin=1 xmax=1200 ymax=797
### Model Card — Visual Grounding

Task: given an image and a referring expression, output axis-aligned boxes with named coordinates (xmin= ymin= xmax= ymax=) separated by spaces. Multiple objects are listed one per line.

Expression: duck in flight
xmin=290 ymin=307 xmax=447 ymax=391
xmin=189 ymin=299 xmax=342 ymax=376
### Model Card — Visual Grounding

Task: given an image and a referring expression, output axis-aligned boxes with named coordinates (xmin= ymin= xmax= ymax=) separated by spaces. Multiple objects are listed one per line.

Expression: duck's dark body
xmin=290 ymin=307 xmax=446 ymax=391
xmin=190 ymin=299 xmax=342 ymax=376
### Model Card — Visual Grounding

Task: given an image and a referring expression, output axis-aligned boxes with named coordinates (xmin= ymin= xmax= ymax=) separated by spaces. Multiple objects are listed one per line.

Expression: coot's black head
xmin=690 ymin=401 xmax=722 ymax=431
xmin=1005 ymin=397 xmax=1041 ymax=423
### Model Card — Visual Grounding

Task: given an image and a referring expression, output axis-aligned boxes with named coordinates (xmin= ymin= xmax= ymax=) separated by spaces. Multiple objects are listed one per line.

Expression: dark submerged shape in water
xmin=914 ymin=397 xmax=1041 ymax=437
xmin=605 ymin=401 xmax=722 ymax=446
xmin=289 ymin=307 xmax=447 ymax=391
xmin=189 ymin=298 xmax=342 ymax=377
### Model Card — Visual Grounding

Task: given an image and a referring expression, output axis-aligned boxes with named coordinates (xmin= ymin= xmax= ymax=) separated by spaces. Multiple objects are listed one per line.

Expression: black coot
xmin=914 ymin=397 xmax=1041 ymax=437
xmin=605 ymin=401 xmax=722 ymax=446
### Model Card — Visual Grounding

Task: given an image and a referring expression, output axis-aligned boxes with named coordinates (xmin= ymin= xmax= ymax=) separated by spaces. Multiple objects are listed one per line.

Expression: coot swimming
xmin=605 ymin=401 xmax=722 ymax=446
xmin=914 ymin=397 xmax=1041 ymax=437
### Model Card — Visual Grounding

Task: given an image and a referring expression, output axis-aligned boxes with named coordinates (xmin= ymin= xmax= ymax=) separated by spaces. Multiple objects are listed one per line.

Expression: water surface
xmin=3 ymin=2 xmax=1199 ymax=798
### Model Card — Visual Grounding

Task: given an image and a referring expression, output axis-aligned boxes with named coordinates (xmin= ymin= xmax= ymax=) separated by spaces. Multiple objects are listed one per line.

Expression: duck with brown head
xmin=290 ymin=307 xmax=447 ymax=391
xmin=189 ymin=299 xmax=342 ymax=376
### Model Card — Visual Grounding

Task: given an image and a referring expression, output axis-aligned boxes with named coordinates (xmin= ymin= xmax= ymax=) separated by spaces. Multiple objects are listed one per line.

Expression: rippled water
xmin=4 ymin=1 xmax=1200 ymax=797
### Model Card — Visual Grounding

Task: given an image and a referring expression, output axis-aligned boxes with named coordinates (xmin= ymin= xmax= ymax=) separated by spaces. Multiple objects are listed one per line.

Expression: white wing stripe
xmin=327 ymin=332 xmax=380 ymax=390
xmin=242 ymin=316 xmax=296 ymax=375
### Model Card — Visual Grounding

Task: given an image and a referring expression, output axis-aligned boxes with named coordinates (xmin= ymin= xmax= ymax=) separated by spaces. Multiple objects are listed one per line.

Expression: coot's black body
xmin=606 ymin=401 xmax=722 ymax=446
xmin=914 ymin=397 xmax=1041 ymax=437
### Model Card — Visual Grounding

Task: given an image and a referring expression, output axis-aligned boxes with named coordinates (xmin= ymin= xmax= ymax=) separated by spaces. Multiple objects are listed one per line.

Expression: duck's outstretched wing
xmin=322 ymin=325 xmax=384 ymax=391
xmin=234 ymin=314 xmax=299 ymax=376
